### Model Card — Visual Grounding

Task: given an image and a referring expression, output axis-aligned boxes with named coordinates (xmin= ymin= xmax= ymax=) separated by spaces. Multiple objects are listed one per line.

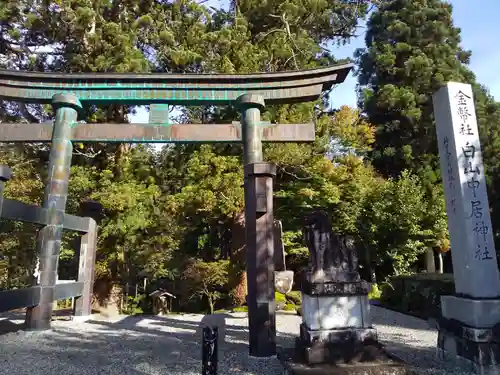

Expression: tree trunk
xmin=370 ymin=268 xmax=377 ymax=284
xmin=425 ymin=248 xmax=436 ymax=273
xmin=363 ymin=244 xmax=377 ymax=284
xmin=234 ymin=271 xmax=247 ymax=305
xmin=208 ymin=296 xmax=214 ymax=314
xmin=437 ymin=252 xmax=444 ymax=274
xmin=230 ymin=210 xmax=247 ymax=305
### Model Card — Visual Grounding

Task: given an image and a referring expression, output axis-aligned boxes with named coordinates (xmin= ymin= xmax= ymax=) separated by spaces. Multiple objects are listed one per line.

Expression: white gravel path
xmin=0 ymin=307 xmax=475 ymax=375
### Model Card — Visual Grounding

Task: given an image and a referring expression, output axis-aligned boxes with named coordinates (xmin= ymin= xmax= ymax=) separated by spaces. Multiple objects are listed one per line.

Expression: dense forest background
xmin=0 ymin=0 xmax=499 ymax=314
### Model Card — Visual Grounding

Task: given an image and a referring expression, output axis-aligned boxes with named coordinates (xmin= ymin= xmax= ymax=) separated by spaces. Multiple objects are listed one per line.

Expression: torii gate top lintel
xmin=0 ymin=63 xmax=353 ymax=105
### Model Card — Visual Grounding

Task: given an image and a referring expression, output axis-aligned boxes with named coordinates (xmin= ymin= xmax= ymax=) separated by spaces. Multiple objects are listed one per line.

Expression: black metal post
xmin=237 ymin=93 xmax=277 ymax=357
xmin=0 ymin=165 xmax=12 ymax=214
xmin=202 ymin=326 xmax=218 ymax=375
xmin=25 ymin=93 xmax=82 ymax=330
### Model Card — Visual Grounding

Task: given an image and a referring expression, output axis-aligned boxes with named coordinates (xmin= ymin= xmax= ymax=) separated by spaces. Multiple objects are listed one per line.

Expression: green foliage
xmin=380 ymin=274 xmax=455 ymax=318
xmin=368 ymin=284 xmax=381 ymax=301
xmin=275 ymin=291 xmax=287 ymax=303
xmin=232 ymin=306 xmax=249 ymax=313
xmin=356 ymin=0 xmax=475 ymax=178
xmin=356 ymin=0 xmax=500 ymax=258
xmin=285 ymin=291 xmax=302 ymax=305
xmin=122 ymin=295 xmax=146 ymax=315
xmin=0 ymin=0 xmax=498 ymax=317
xmin=358 ymin=170 xmax=447 ymax=276
xmin=183 ymin=259 xmax=229 ymax=314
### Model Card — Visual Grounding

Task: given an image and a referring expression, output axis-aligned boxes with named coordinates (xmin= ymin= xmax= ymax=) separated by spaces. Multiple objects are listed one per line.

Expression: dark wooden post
xmin=73 ymin=200 xmax=102 ymax=318
xmin=25 ymin=93 xmax=82 ymax=330
xmin=237 ymin=94 xmax=277 ymax=357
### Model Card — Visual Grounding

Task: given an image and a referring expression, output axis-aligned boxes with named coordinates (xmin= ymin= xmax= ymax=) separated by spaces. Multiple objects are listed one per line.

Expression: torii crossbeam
xmin=0 ymin=62 xmax=353 ymax=357
xmin=0 ymin=121 xmax=314 ymax=143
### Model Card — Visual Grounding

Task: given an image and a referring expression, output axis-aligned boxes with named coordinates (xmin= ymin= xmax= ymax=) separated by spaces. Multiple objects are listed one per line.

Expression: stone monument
xmin=433 ymin=82 xmax=500 ymax=372
xmin=278 ymin=210 xmax=407 ymax=374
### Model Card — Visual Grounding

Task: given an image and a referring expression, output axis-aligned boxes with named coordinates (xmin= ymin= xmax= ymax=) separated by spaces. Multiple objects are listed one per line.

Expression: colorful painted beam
xmin=0 ymin=122 xmax=315 ymax=143
xmin=0 ymin=63 xmax=352 ymax=105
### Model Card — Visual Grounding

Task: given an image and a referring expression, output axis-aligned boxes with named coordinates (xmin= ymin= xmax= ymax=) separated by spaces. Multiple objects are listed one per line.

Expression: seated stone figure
xmin=304 ymin=210 xmax=360 ymax=283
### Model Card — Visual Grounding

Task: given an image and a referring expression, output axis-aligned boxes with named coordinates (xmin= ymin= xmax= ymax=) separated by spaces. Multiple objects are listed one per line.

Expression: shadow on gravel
xmin=0 ymin=308 xmax=101 ymax=336
xmin=0 ymin=310 xmax=469 ymax=375
xmin=371 ymin=306 xmax=435 ymax=332
xmin=381 ymin=339 xmax=472 ymax=375
xmin=0 ymin=314 xmax=295 ymax=375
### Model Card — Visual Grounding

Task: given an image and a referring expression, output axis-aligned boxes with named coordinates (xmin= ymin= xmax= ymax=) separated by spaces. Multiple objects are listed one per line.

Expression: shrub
xmin=275 ymin=291 xmax=287 ymax=303
xmin=368 ymin=283 xmax=382 ymax=301
xmin=275 ymin=291 xmax=287 ymax=310
xmin=380 ymin=273 xmax=455 ymax=318
xmin=122 ymin=295 xmax=145 ymax=315
xmin=286 ymin=291 xmax=302 ymax=305
xmin=232 ymin=306 xmax=248 ymax=313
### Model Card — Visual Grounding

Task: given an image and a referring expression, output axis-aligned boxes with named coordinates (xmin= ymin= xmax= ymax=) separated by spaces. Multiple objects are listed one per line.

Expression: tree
xmin=183 ymin=259 xmax=229 ymax=314
xmin=328 ymin=105 xmax=376 ymax=157
xmin=356 ymin=0 xmax=500 ymax=252
xmin=471 ymin=89 xmax=500 ymax=243
xmin=0 ymin=0 xmax=459 ymax=310
xmin=356 ymin=0 xmax=474 ymax=179
xmin=358 ymin=170 xmax=448 ymax=279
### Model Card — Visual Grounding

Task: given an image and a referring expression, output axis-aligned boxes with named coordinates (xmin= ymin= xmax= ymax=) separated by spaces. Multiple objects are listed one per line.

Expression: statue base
xmin=277 ymin=342 xmax=408 ymax=375
xmin=278 ymin=280 xmax=408 ymax=374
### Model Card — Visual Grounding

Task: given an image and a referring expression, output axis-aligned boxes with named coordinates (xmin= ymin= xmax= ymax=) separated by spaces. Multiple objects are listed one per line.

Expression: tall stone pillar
xmin=237 ymin=94 xmax=277 ymax=357
xmin=433 ymin=82 xmax=500 ymax=371
xmin=25 ymin=94 xmax=81 ymax=330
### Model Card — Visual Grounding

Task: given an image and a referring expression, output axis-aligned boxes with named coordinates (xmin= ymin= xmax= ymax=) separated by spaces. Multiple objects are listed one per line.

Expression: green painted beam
xmin=0 ymin=122 xmax=315 ymax=143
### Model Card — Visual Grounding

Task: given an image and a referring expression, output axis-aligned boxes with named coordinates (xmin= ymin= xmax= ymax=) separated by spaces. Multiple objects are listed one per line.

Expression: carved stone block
xmin=301 ymin=281 xmax=370 ymax=296
xmin=301 ymin=294 xmax=372 ymax=331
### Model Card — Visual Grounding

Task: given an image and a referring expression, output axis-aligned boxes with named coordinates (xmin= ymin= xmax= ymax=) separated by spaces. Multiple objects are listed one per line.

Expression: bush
xmin=232 ymin=306 xmax=248 ymax=313
xmin=122 ymin=295 xmax=145 ymax=315
xmin=380 ymin=273 xmax=455 ymax=318
xmin=275 ymin=291 xmax=287 ymax=310
xmin=283 ymin=303 xmax=297 ymax=311
xmin=275 ymin=291 xmax=287 ymax=302
xmin=368 ymin=283 xmax=381 ymax=301
xmin=285 ymin=291 xmax=302 ymax=305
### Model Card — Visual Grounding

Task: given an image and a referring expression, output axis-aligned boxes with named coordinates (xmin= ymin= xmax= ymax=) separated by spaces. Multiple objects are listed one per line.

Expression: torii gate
xmin=0 ymin=63 xmax=352 ymax=357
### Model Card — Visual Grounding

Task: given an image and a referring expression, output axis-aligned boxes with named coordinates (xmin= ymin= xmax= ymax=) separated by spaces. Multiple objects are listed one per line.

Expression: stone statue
xmin=304 ymin=210 xmax=359 ymax=283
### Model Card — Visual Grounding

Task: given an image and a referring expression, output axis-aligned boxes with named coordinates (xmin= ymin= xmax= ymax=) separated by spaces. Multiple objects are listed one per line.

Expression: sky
xmin=131 ymin=0 xmax=500 ymax=123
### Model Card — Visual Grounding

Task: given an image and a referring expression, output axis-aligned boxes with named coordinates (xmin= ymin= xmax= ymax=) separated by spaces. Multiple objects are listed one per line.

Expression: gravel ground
xmin=0 ymin=306 xmax=476 ymax=375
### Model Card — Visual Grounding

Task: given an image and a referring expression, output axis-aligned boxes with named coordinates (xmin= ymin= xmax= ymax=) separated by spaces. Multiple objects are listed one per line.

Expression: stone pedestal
xmin=278 ymin=212 xmax=407 ymax=374
xmin=278 ymin=280 xmax=407 ymax=374
xmin=436 ymin=296 xmax=500 ymax=373
xmin=433 ymin=82 xmax=500 ymax=373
